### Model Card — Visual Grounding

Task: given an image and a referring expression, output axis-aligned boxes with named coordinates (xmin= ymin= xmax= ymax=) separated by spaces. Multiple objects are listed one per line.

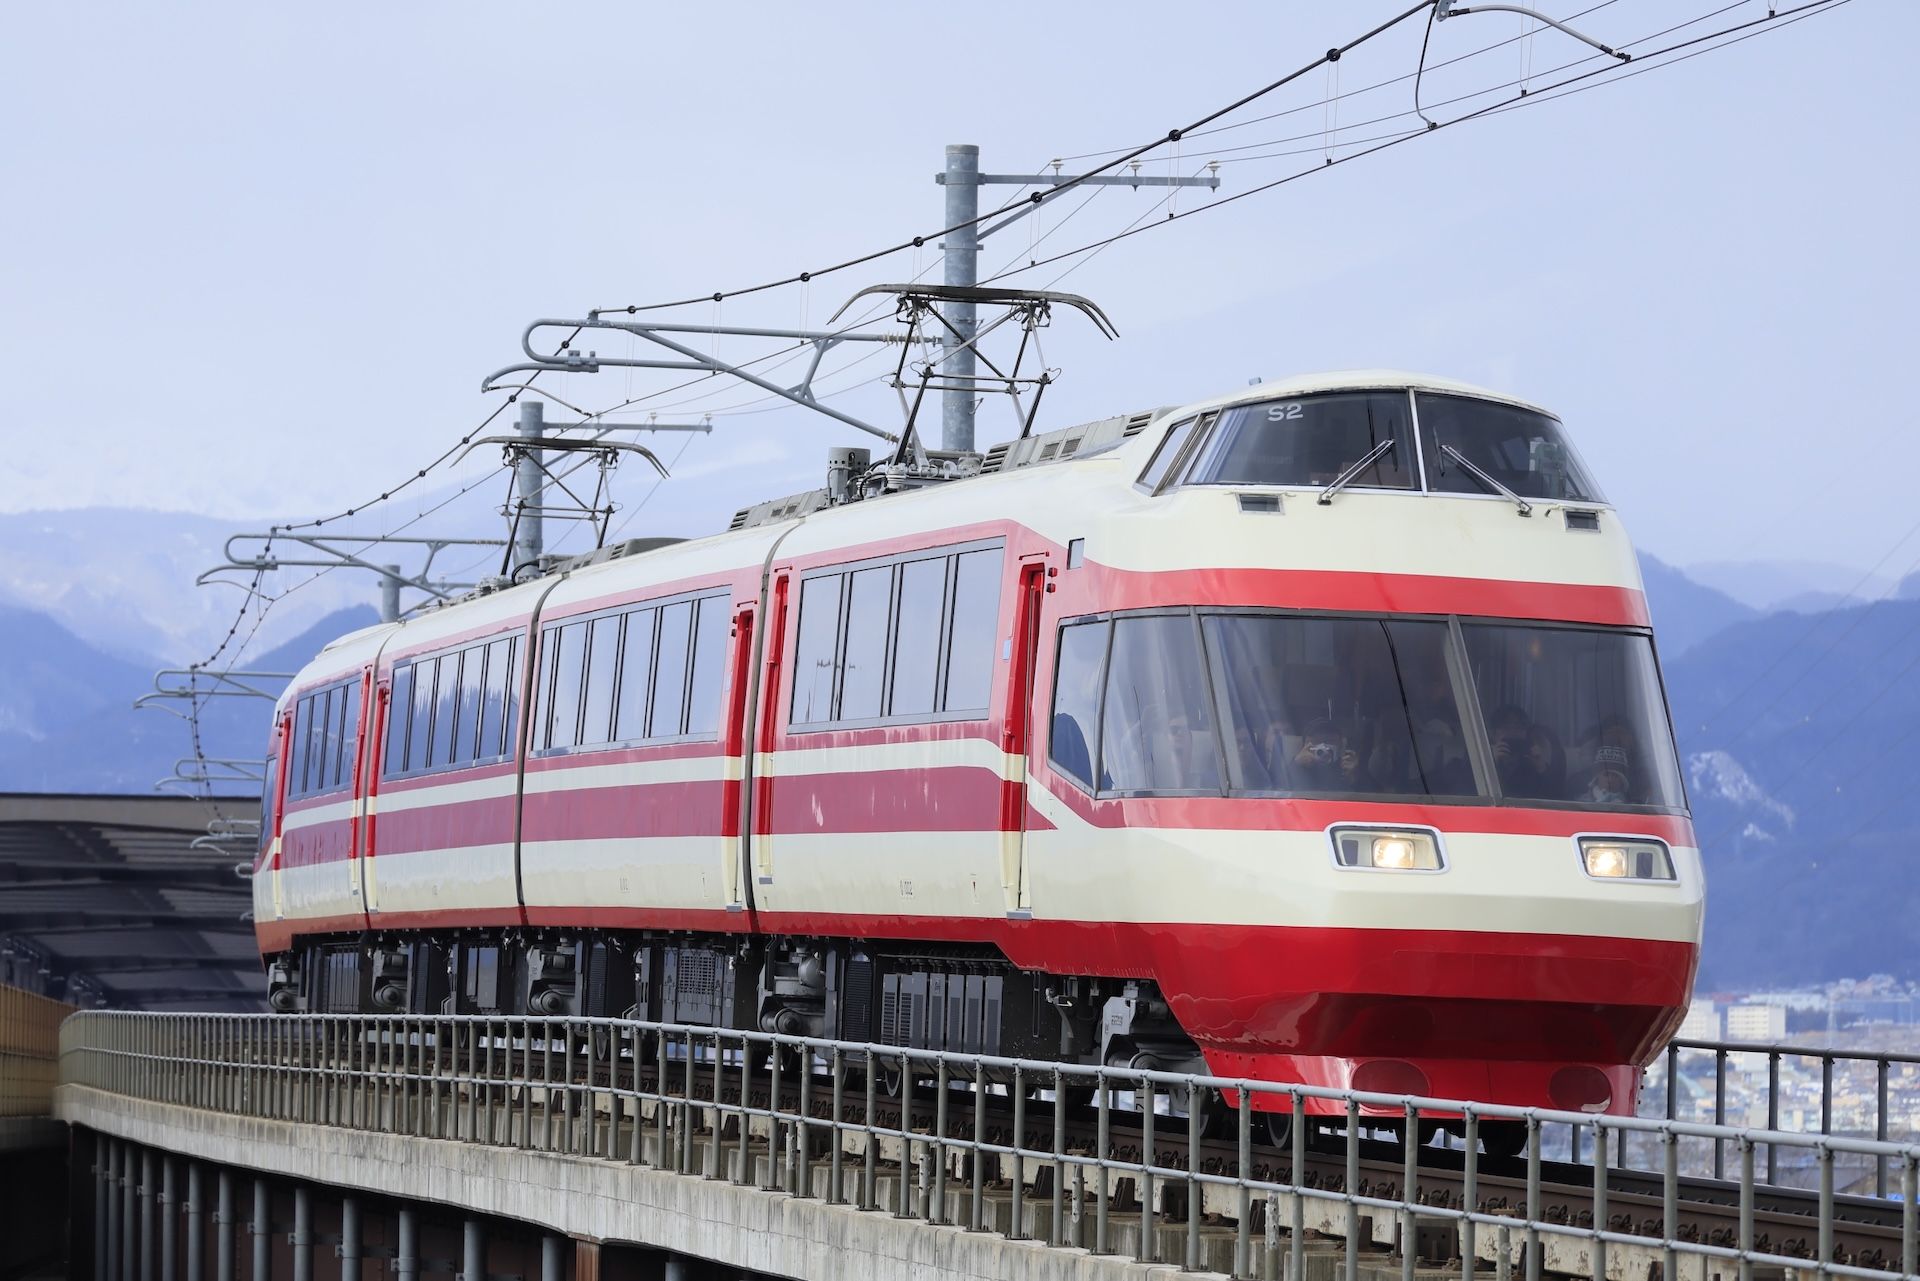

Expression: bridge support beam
xmin=292 ymin=1184 xmax=313 ymax=1281
xmin=186 ymin=1163 xmax=205 ymax=1281
xmin=216 ymin=1167 xmax=235 ymax=1281
xmin=139 ymin=1148 xmax=155 ymax=1281
xmin=341 ymin=1195 xmax=362 ymax=1280
xmin=94 ymin=1138 xmax=109 ymax=1281
xmin=161 ymin=1157 xmax=177 ymax=1281
xmin=252 ymin=1177 xmax=270 ymax=1281
xmin=395 ymin=1207 xmax=418 ymax=1281
xmin=120 ymin=1139 xmax=135 ymax=1281
xmin=462 ymin=1217 xmax=485 ymax=1281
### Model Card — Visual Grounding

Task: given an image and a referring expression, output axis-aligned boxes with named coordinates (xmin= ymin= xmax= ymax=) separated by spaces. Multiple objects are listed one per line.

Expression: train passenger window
xmin=385 ymin=665 xmax=413 ymax=777
xmin=477 ymin=637 xmax=513 ymax=760
xmin=287 ymin=696 xmax=309 ymax=798
xmin=685 ymin=597 xmax=730 ymax=737
xmin=433 ymin=653 xmax=462 ymax=769
xmin=1100 ymin=615 xmax=1222 ymax=794
xmin=332 ymin=687 xmax=355 ymax=787
xmin=1201 ymin=615 xmax=1476 ymax=798
xmin=581 ymin=616 xmax=621 ymax=746
xmin=791 ymin=575 xmax=842 ymax=725
xmin=1186 ymin=392 xmax=1413 ymax=490
xmin=614 ymin=608 xmax=656 ymax=741
xmin=651 ymin=601 xmax=693 ymax=737
xmin=1417 ymin=393 xmax=1602 ymax=503
xmin=1137 ymin=416 xmax=1200 ymax=491
xmin=839 ymin=567 xmax=892 ymax=722
xmin=1460 ymin=623 xmax=1682 ymax=810
xmin=545 ymin=623 xmax=588 ymax=751
xmin=1048 ymin=621 xmax=1110 ymax=790
xmin=889 ymin=557 xmax=946 ymax=717
xmin=407 ymin=658 xmax=436 ymax=772
xmin=452 ymin=649 xmax=483 ymax=765
xmin=943 ymin=549 xmax=1002 ymax=714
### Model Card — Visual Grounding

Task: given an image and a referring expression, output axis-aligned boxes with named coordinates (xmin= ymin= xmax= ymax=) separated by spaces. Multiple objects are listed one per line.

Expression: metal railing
xmin=60 ymin=1011 xmax=1920 ymax=1281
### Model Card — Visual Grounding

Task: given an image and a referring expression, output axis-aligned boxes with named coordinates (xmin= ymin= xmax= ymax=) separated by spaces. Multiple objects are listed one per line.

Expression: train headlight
xmin=1576 ymin=836 xmax=1675 ymax=882
xmin=1330 ymin=826 xmax=1444 ymax=872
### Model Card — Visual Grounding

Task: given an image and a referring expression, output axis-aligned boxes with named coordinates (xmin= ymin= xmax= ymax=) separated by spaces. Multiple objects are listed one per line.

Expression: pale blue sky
xmin=2 ymin=0 xmax=1913 ymax=582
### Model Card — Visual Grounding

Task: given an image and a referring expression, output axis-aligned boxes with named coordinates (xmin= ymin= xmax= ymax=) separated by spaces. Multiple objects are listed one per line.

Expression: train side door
xmin=720 ymin=602 xmax=756 ymax=913
xmin=749 ymin=572 xmax=791 ymax=895
xmin=346 ymin=666 xmax=379 ymax=913
xmin=1000 ymin=559 xmax=1049 ymax=916
xmin=358 ymin=676 xmax=391 ymax=916
xmin=268 ymin=708 xmax=293 ymax=922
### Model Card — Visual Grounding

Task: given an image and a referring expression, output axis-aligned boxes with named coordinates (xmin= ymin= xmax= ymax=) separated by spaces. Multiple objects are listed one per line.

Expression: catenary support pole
xmin=514 ymin=399 xmax=545 ymax=571
xmin=939 ymin=144 xmax=980 ymax=454
xmin=340 ymin=1195 xmax=362 ymax=1281
xmin=378 ymin=566 xmax=401 ymax=623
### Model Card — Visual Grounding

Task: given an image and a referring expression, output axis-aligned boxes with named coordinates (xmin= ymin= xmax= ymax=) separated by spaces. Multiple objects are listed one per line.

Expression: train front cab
xmin=1020 ymin=377 xmax=1704 ymax=1118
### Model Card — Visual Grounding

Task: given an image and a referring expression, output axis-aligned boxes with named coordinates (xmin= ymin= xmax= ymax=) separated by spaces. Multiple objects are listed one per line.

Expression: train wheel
xmin=1263 ymin=1108 xmax=1295 ymax=1149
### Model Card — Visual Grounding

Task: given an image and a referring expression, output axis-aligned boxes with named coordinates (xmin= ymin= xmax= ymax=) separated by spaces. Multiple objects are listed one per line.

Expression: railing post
xmin=969 ymin=1064 xmax=985 ymax=1231
xmin=1817 ymin=1142 xmax=1835 ymax=1275
xmin=1590 ymin=1121 xmax=1607 ymax=1281
xmin=931 ymin=1058 xmax=949 ymax=1224
xmin=1291 ymin=1093 xmax=1307 ymax=1281
xmin=1874 ymin=1058 xmax=1889 ymax=1197
xmin=1138 ymin=1076 xmax=1156 ymax=1264
xmin=1234 ymin=1085 xmax=1252 ymax=1280
xmin=1462 ymin=1109 xmax=1479 ymax=1281
xmin=1524 ymin=1117 xmax=1541 ymax=1281
xmin=1737 ymin=1136 xmax=1755 ymax=1281
xmin=1404 ymin=1101 xmax=1420 ymax=1281
xmin=1820 ymin=1055 xmax=1833 ymax=1137
xmin=1094 ymin=1074 xmax=1110 ymax=1255
xmin=1662 ymin=1126 xmax=1678 ymax=1281
xmin=1051 ymin=1066 xmax=1067 ymax=1247
xmin=1011 ymin=1064 xmax=1027 ymax=1239
xmin=829 ymin=1046 xmax=846 ymax=1204
xmin=1714 ymin=1049 xmax=1728 ymax=1180
xmin=1344 ymin=1099 xmax=1360 ymax=1281
xmin=1767 ymin=1053 xmax=1780 ymax=1186
xmin=1188 ymin=1079 xmax=1205 ymax=1273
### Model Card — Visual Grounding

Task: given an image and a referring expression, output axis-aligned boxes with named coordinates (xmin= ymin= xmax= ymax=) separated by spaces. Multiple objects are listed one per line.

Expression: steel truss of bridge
xmin=52 ymin=1011 xmax=1920 ymax=1281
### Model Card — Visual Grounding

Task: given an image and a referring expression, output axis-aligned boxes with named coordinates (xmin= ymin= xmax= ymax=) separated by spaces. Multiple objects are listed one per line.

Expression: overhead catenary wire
xmin=598 ymin=2 xmax=1437 ymax=317
xmin=976 ymin=0 xmax=1848 ymax=288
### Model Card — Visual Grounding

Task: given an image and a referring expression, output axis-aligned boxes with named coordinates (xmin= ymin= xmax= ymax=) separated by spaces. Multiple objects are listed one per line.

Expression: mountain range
xmin=0 ymin=510 xmax=1911 ymax=987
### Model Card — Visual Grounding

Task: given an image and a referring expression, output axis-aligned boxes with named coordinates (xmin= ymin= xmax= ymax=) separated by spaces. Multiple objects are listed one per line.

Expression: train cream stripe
xmin=523 ymin=757 xmax=727 ymax=793
xmin=281 ymin=797 xmax=358 ymax=832
xmin=769 ymin=738 xmax=1022 ymax=779
xmin=371 ymin=774 xmax=519 ymax=814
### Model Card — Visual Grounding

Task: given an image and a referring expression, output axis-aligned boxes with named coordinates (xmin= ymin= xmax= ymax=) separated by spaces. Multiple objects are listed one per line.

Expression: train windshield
xmin=1049 ymin=609 xmax=1686 ymax=812
xmin=1460 ymin=623 xmax=1684 ymax=810
xmin=1202 ymin=614 xmax=1477 ymax=798
xmin=1417 ymin=393 xmax=1602 ymax=503
xmin=1184 ymin=392 xmax=1416 ymax=490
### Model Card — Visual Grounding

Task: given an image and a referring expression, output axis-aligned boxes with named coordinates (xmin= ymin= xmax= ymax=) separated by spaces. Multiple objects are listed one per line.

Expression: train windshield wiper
xmin=1315 ymin=438 xmax=1396 ymax=505
xmin=1439 ymin=442 xmax=1533 ymax=516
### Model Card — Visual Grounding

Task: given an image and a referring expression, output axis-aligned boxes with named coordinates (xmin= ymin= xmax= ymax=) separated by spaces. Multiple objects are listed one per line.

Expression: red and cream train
xmin=255 ymin=370 xmax=1703 ymax=1124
